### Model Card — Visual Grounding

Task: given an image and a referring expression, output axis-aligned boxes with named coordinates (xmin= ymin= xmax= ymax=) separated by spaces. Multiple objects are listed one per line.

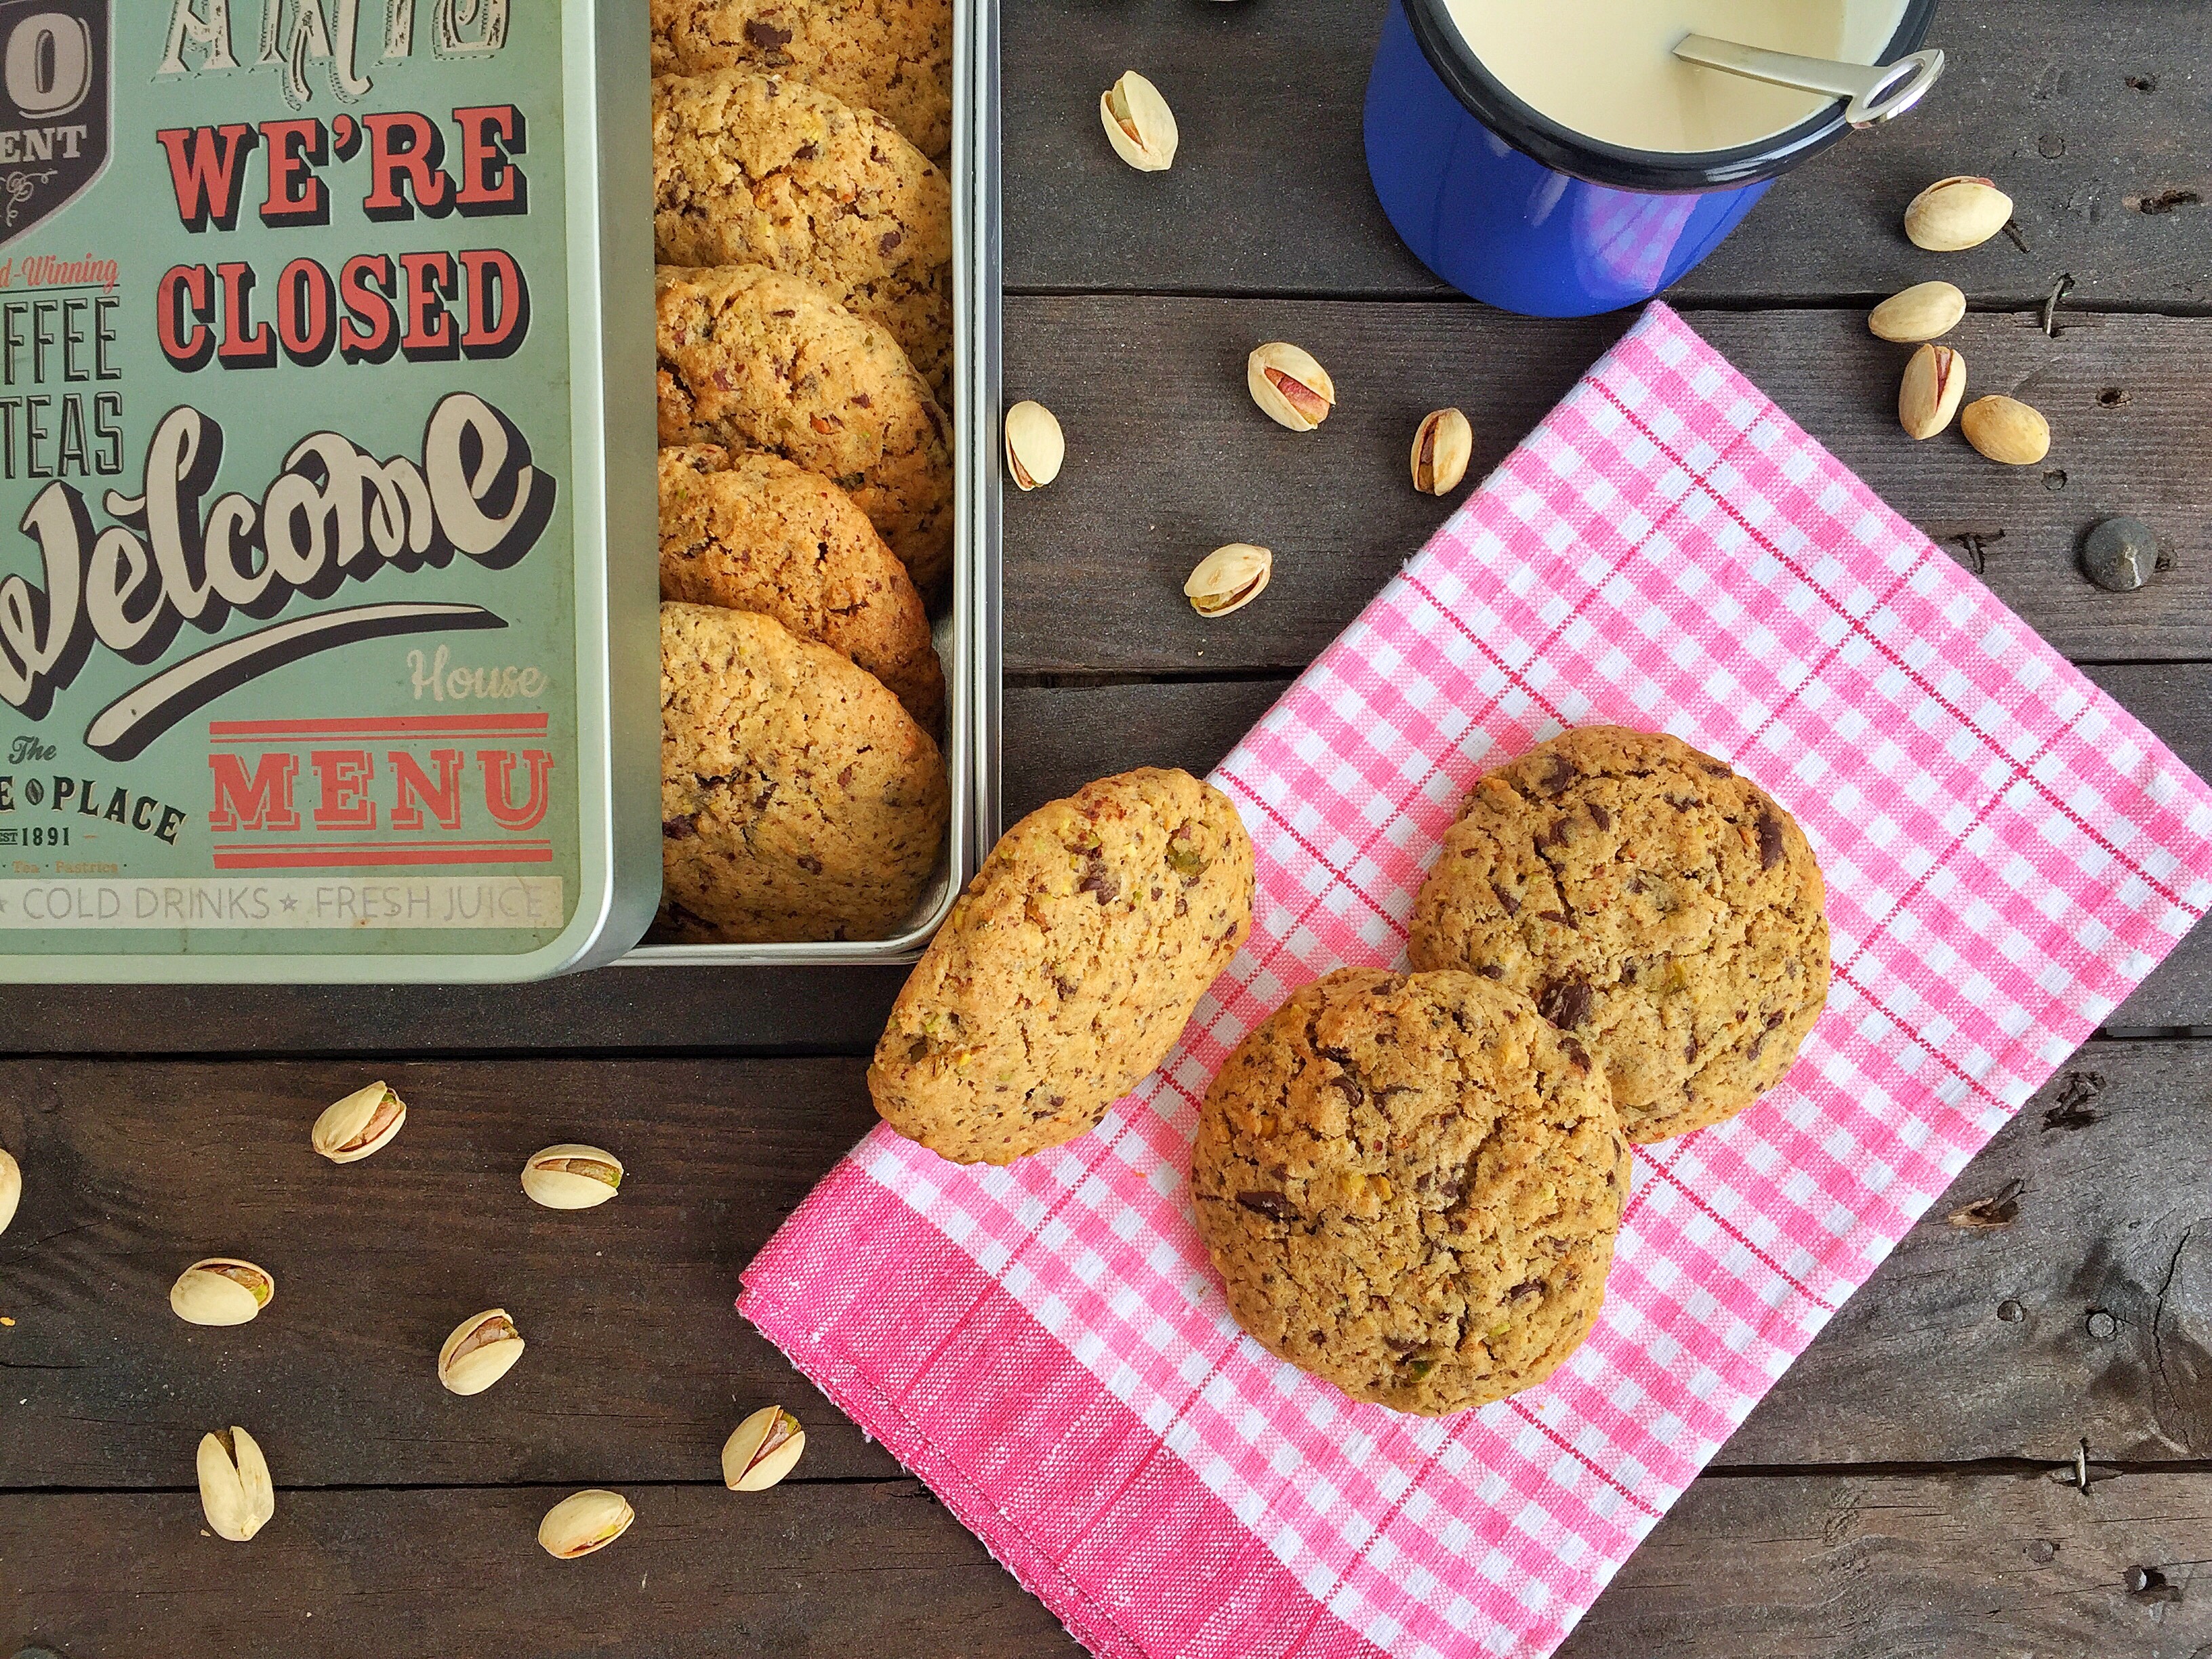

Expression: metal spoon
xmin=1673 ymin=34 xmax=1945 ymax=128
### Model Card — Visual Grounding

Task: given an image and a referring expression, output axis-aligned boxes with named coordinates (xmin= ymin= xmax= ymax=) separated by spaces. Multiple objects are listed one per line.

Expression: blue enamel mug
xmin=1364 ymin=0 xmax=1940 ymax=316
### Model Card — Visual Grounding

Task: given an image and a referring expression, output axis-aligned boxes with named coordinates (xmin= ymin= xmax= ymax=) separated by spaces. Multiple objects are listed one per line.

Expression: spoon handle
xmin=1673 ymin=34 xmax=1945 ymax=127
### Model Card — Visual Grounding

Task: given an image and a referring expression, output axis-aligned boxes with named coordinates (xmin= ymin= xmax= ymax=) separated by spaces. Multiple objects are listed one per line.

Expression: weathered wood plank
xmin=1006 ymin=0 xmax=2212 ymax=310
xmin=0 ymin=1039 xmax=2205 ymax=1490
xmin=1003 ymin=301 xmax=2212 ymax=672
xmin=0 ymin=1482 xmax=1080 ymax=1659
xmin=0 ymin=663 xmax=2201 ymax=1057
xmin=3 ymin=1471 xmax=2208 ymax=1658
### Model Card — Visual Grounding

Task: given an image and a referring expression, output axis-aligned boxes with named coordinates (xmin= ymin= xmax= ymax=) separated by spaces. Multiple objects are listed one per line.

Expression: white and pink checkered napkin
xmin=741 ymin=302 xmax=2212 ymax=1659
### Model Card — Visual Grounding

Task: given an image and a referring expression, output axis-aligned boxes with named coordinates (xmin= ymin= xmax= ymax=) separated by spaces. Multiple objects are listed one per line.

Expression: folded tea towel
xmin=741 ymin=301 xmax=2212 ymax=1659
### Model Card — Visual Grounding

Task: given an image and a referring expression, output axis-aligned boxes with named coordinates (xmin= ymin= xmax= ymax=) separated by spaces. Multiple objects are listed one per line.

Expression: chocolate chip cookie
xmin=1191 ymin=967 xmax=1630 ymax=1416
xmin=657 ymin=262 xmax=953 ymax=592
xmin=651 ymin=0 xmax=954 ymax=160
xmin=869 ymin=768 xmax=1255 ymax=1166
xmin=654 ymin=70 xmax=954 ymax=403
xmin=660 ymin=602 xmax=947 ymax=943
xmin=659 ymin=445 xmax=945 ymax=734
xmin=1409 ymin=726 xmax=1830 ymax=1143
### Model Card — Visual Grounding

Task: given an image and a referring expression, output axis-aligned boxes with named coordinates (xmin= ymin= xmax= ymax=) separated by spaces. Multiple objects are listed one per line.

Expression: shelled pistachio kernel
xmin=538 ymin=1489 xmax=634 ymax=1560
xmin=197 ymin=1425 xmax=275 ymax=1542
xmin=1904 ymin=176 xmax=2013 ymax=251
xmin=520 ymin=1144 xmax=624 ymax=1210
xmin=171 ymin=1258 xmax=276 ymax=1327
xmin=438 ymin=1308 xmax=525 ymax=1396
xmin=1247 ymin=342 xmax=1335 ymax=432
xmin=1898 ymin=342 xmax=1966 ymax=440
xmin=1868 ymin=280 xmax=1967 ymax=343
xmin=1099 ymin=70 xmax=1176 ymax=171
xmin=1960 ymin=395 xmax=2051 ymax=466
xmin=723 ymin=1405 xmax=808 ymax=1492
xmin=0 ymin=1146 xmax=18 ymax=1237
xmin=1184 ymin=544 xmax=1272 ymax=617
xmin=1411 ymin=407 xmax=1473 ymax=495
xmin=1004 ymin=400 xmax=1065 ymax=491
xmin=311 ymin=1081 xmax=406 ymax=1164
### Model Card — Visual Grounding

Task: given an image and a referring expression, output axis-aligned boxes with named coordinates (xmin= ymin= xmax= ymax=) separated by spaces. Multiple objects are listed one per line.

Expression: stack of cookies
xmin=1189 ymin=728 xmax=1832 ymax=1416
xmin=649 ymin=1 xmax=956 ymax=943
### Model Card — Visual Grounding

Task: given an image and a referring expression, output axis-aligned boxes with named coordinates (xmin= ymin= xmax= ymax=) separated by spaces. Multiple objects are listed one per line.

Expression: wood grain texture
xmin=5 ymin=1472 xmax=2209 ymax=1659
xmin=1002 ymin=301 xmax=2212 ymax=671
xmin=1006 ymin=0 xmax=2212 ymax=309
xmin=0 ymin=667 xmax=2202 ymax=1056
xmin=0 ymin=1039 xmax=2203 ymax=1492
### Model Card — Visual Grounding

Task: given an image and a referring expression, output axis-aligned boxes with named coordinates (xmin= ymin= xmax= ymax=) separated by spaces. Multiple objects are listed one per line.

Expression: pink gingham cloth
xmin=740 ymin=302 xmax=2212 ymax=1659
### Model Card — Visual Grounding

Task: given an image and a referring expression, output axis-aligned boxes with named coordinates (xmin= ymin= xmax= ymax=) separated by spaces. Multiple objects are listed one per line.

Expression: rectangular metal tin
xmin=623 ymin=0 xmax=1002 ymax=968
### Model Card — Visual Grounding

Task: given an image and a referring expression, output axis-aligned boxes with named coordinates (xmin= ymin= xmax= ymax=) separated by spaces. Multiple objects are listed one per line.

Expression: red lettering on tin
xmin=157 ymin=266 xmax=216 ymax=371
xmin=390 ymin=750 xmax=466 ymax=831
xmin=216 ymin=263 xmax=277 ymax=371
xmin=479 ymin=748 xmax=553 ymax=832
xmin=259 ymin=119 xmax=331 ymax=228
xmin=361 ymin=112 xmax=455 ymax=221
xmin=337 ymin=254 xmax=398 ymax=365
xmin=157 ymin=123 xmax=262 ymax=234
xmin=453 ymin=105 xmax=527 ymax=216
xmin=458 ymin=251 xmax=529 ymax=361
xmin=398 ymin=252 xmax=459 ymax=361
xmin=310 ymin=750 xmax=378 ymax=830
xmin=209 ymin=753 xmax=300 ymax=832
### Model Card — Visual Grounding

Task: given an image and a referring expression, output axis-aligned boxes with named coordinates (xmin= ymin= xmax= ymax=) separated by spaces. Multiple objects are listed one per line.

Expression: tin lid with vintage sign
xmin=0 ymin=1 xmax=660 ymax=981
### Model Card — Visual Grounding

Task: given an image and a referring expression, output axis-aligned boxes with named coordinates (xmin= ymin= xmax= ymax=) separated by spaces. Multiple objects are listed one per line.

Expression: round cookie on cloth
xmin=653 ymin=70 xmax=954 ymax=402
xmin=651 ymin=0 xmax=954 ymax=161
xmin=1191 ymin=967 xmax=1630 ymax=1416
xmin=659 ymin=602 xmax=947 ymax=943
xmin=1408 ymin=726 xmax=1830 ymax=1144
xmin=656 ymin=263 xmax=953 ymax=592
xmin=869 ymin=768 xmax=1254 ymax=1166
xmin=659 ymin=445 xmax=945 ymax=735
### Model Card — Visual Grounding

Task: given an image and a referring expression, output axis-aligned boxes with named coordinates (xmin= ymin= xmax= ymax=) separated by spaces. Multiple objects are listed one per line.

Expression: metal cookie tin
xmin=625 ymin=0 xmax=1002 ymax=969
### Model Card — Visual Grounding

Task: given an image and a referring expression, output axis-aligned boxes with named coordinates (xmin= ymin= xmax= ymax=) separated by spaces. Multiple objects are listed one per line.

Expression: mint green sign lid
xmin=0 ymin=1 xmax=660 ymax=981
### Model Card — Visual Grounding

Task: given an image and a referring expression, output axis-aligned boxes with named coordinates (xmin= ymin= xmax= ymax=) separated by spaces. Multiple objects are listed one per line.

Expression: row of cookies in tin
xmin=649 ymin=3 xmax=958 ymax=943
xmin=866 ymin=731 xmax=1831 ymax=1418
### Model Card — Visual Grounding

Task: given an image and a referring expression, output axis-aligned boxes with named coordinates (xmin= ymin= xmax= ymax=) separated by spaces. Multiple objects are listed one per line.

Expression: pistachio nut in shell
xmin=197 ymin=1425 xmax=275 ymax=1542
xmin=0 ymin=1146 xmax=18 ymax=1237
xmin=1411 ymin=407 xmax=1473 ymax=495
xmin=539 ymin=1489 xmax=635 ymax=1559
xmin=1904 ymin=176 xmax=2013 ymax=251
xmin=1247 ymin=342 xmax=1335 ymax=432
xmin=1868 ymin=280 xmax=1967 ymax=343
xmin=311 ymin=1081 xmax=406 ymax=1164
xmin=438 ymin=1308 xmax=525 ymax=1396
xmin=171 ymin=1258 xmax=276 ymax=1327
xmin=1961 ymin=395 xmax=2051 ymax=466
xmin=1898 ymin=343 xmax=1967 ymax=440
xmin=520 ymin=1144 xmax=625 ymax=1210
xmin=1003 ymin=400 xmax=1065 ymax=491
xmin=1099 ymin=70 xmax=1176 ymax=171
xmin=1184 ymin=543 xmax=1272 ymax=618
xmin=723 ymin=1406 xmax=808 ymax=1492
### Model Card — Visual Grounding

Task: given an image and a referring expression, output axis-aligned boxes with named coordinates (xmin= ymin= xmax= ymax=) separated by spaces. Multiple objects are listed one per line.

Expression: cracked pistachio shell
xmin=1184 ymin=543 xmax=1273 ymax=618
xmin=0 ymin=1146 xmax=18 ymax=1237
xmin=1100 ymin=71 xmax=1176 ymax=172
xmin=1904 ymin=176 xmax=2013 ymax=251
xmin=438 ymin=1308 xmax=525 ymax=1396
xmin=1411 ymin=408 xmax=1473 ymax=495
xmin=723 ymin=1406 xmax=808 ymax=1491
xmin=1247 ymin=342 xmax=1335 ymax=432
xmin=1961 ymin=395 xmax=2051 ymax=466
xmin=197 ymin=1425 xmax=275 ymax=1542
xmin=1898 ymin=343 xmax=1967 ymax=440
xmin=521 ymin=1144 xmax=625 ymax=1210
xmin=539 ymin=1488 xmax=634 ymax=1559
xmin=1868 ymin=280 xmax=1967 ymax=343
xmin=171 ymin=1258 xmax=276 ymax=1327
xmin=311 ymin=1081 xmax=406 ymax=1164
xmin=1004 ymin=400 xmax=1065 ymax=491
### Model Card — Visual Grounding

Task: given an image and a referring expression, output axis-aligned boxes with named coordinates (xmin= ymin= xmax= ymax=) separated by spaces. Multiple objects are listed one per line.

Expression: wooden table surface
xmin=6 ymin=1 xmax=2212 ymax=1654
